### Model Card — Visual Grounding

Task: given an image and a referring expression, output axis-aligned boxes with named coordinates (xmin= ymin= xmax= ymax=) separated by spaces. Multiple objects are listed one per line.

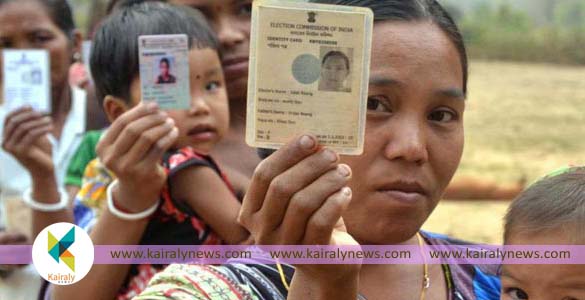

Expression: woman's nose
xmin=215 ymin=17 xmax=245 ymax=49
xmin=383 ymin=119 xmax=429 ymax=165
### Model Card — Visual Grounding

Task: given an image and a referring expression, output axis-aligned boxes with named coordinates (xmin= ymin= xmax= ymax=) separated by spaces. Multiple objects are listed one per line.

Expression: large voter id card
xmin=246 ymin=0 xmax=373 ymax=155
xmin=138 ymin=34 xmax=190 ymax=110
xmin=2 ymin=49 xmax=51 ymax=113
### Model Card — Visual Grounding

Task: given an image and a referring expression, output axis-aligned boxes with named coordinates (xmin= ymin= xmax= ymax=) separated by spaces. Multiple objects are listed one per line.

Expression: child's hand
xmin=1 ymin=106 xmax=54 ymax=177
xmin=96 ymin=102 xmax=178 ymax=213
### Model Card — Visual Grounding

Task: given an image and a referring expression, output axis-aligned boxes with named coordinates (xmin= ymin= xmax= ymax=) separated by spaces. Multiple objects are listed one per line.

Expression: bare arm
xmin=29 ymin=181 xmax=77 ymax=238
xmin=52 ymin=200 xmax=150 ymax=300
xmin=171 ymin=167 xmax=249 ymax=244
xmin=52 ymin=102 xmax=178 ymax=300
xmin=1 ymin=107 xmax=75 ymax=238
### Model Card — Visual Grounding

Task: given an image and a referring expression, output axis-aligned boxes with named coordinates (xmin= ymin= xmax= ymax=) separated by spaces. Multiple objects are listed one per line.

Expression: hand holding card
xmin=1 ymin=106 xmax=54 ymax=177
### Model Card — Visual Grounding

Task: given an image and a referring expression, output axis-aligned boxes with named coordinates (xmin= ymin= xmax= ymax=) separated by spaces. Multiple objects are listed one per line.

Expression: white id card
xmin=246 ymin=0 xmax=373 ymax=155
xmin=2 ymin=49 xmax=51 ymax=113
xmin=138 ymin=34 xmax=190 ymax=110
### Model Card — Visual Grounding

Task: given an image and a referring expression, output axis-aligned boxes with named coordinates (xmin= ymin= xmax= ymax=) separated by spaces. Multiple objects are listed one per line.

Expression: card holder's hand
xmin=238 ymin=135 xmax=361 ymax=283
xmin=96 ymin=102 xmax=178 ymax=213
xmin=1 ymin=106 xmax=54 ymax=177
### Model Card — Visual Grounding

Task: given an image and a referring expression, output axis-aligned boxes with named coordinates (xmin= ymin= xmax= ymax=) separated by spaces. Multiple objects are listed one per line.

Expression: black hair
xmin=504 ymin=167 xmax=585 ymax=244
xmin=311 ymin=0 xmax=468 ymax=94
xmin=322 ymin=50 xmax=350 ymax=71
xmin=0 ymin=0 xmax=76 ymax=39
xmin=90 ymin=1 xmax=219 ymax=104
xmin=159 ymin=57 xmax=170 ymax=66
xmin=106 ymin=0 xmax=165 ymax=14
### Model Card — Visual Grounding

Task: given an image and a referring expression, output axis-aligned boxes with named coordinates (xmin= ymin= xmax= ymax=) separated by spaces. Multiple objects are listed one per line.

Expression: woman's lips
xmin=377 ymin=190 xmax=426 ymax=205
xmin=375 ymin=181 xmax=429 ymax=205
xmin=222 ymin=57 xmax=248 ymax=80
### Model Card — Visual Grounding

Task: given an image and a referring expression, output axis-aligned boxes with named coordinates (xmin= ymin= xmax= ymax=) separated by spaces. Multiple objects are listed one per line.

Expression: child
xmin=501 ymin=166 xmax=585 ymax=300
xmin=65 ymin=2 xmax=250 ymax=299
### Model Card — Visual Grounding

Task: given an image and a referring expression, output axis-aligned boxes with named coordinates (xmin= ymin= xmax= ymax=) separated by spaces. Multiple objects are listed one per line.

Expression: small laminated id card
xmin=138 ymin=34 xmax=190 ymax=110
xmin=246 ymin=0 xmax=373 ymax=155
xmin=2 ymin=49 xmax=51 ymax=113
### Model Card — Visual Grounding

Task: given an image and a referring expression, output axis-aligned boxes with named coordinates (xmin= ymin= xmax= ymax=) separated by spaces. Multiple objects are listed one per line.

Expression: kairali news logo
xmin=32 ymin=223 xmax=94 ymax=285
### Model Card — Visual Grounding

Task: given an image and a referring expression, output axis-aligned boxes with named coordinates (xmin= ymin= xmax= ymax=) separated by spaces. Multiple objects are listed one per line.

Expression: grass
xmin=422 ymin=60 xmax=585 ymax=244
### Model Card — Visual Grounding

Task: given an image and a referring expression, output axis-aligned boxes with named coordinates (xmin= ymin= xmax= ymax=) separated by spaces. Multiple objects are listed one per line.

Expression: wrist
xmin=295 ymin=265 xmax=361 ymax=286
xmin=112 ymin=180 xmax=160 ymax=213
xmin=291 ymin=267 xmax=360 ymax=300
xmin=31 ymin=175 xmax=59 ymax=204
xmin=29 ymin=165 xmax=55 ymax=179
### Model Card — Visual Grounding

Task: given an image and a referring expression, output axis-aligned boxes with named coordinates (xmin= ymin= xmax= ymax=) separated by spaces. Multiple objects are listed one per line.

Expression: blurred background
xmin=68 ymin=0 xmax=585 ymax=243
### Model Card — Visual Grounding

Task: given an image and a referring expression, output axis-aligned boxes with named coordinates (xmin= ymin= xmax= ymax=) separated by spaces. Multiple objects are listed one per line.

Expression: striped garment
xmin=134 ymin=232 xmax=501 ymax=300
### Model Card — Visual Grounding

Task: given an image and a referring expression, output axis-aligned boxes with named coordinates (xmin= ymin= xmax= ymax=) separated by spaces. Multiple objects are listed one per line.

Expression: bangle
xmin=22 ymin=187 xmax=69 ymax=212
xmin=106 ymin=180 xmax=159 ymax=220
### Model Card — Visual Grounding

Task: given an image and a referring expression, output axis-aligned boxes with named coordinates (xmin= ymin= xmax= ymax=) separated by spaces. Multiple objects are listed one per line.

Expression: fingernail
xmin=171 ymin=127 xmax=179 ymax=138
xmin=337 ymin=164 xmax=351 ymax=177
xmin=342 ymin=187 xmax=352 ymax=197
xmin=146 ymin=102 xmax=159 ymax=111
xmin=323 ymin=149 xmax=338 ymax=162
xmin=299 ymin=135 xmax=315 ymax=150
xmin=166 ymin=118 xmax=175 ymax=125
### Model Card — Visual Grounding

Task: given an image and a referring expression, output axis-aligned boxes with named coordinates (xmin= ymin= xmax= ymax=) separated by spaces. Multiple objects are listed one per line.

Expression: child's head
xmin=91 ymin=2 xmax=229 ymax=154
xmin=501 ymin=166 xmax=585 ymax=300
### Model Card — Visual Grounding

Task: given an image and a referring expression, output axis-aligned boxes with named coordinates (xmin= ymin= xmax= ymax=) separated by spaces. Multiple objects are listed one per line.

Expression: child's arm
xmin=52 ymin=102 xmax=178 ymax=300
xmin=171 ymin=167 xmax=250 ymax=244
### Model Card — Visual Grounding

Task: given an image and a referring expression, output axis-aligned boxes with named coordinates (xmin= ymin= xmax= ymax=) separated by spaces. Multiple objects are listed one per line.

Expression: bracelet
xmin=106 ymin=180 xmax=159 ymax=220
xmin=22 ymin=187 xmax=69 ymax=212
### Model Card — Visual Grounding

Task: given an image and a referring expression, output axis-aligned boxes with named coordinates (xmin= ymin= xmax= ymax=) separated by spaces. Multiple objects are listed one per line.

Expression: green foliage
xmin=554 ymin=0 xmax=585 ymax=28
xmin=460 ymin=1 xmax=585 ymax=65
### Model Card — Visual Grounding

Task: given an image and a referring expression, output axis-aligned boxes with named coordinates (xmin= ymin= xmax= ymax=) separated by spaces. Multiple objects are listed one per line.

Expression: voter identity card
xmin=138 ymin=34 xmax=190 ymax=110
xmin=2 ymin=49 xmax=50 ymax=113
xmin=246 ymin=0 xmax=373 ymax=155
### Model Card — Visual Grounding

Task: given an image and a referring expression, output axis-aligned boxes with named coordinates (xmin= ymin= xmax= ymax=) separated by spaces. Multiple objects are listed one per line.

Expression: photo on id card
xmin=138 ymin=34 xmax=190 ymax=110
xmin=1 ymin=49 xmax=50 ymax=113
xmin=246 ymin=0 xmax=373 ymax=155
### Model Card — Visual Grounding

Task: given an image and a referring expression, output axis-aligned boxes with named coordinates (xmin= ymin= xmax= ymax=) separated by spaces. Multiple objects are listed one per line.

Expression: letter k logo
xmin=48 ymin=227 xmax=75 ymax=272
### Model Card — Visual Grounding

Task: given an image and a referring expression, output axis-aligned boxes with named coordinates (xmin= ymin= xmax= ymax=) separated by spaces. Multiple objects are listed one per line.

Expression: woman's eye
xmin=366 ymin=97 xmax=391 ymax=113
xmin=237 ymin=3 xmax=252 ymax=15
xmin=206 ymin=81 xmax=220 ymax=91
xmin=32 ymin=33 xmax=53 ymax=45
xmin=505 ymin=288 xmax=529 ymax=300
xmin=428 ymin=109 xmax=457 ymax=122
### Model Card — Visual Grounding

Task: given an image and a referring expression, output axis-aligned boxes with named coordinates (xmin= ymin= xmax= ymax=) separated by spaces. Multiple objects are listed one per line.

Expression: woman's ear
xmin=102 ymin=95 xmax=130 ymax=122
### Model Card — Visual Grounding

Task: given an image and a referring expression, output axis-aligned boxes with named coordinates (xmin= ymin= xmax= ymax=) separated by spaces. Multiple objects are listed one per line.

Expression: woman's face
xmin=0 ymin=0 xmax=76 ymax=92
xmin=340 ymin=21 xmax=465 ymax=244
xmin=171 ymin=0 xmax=251 ymax=102
xmin=321 ymin=55 xmax=349 ymax=89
